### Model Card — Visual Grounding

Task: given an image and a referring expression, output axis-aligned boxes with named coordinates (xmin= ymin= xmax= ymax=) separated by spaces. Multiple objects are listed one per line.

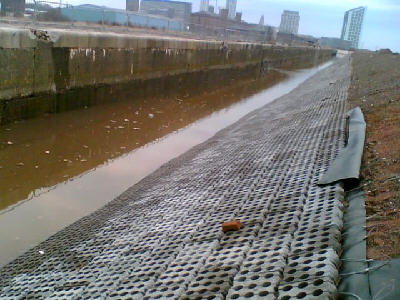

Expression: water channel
xmin=0 ymin=61 xmax=333 ymax=266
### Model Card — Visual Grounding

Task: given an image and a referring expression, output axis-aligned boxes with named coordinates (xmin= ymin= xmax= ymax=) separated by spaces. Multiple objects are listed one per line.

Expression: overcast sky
xmin=65 ymin=0 xmax=400 ymax=52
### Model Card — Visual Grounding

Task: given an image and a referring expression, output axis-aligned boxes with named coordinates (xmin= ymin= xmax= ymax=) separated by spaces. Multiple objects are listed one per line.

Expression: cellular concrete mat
xmin=0 ymin=58 xmax=351 ymax=299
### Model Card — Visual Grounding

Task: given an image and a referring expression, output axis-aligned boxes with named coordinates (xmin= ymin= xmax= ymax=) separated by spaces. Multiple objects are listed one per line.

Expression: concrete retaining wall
xmin=0 ymin=27 xmax=335 ymax=123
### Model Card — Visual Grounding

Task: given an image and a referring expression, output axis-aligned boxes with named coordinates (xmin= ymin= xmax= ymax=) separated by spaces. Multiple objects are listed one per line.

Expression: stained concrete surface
xmin=0 ymin=57 xmax=350 ymax=299
xmin=0 ymin=26 xmax=334 ymax=124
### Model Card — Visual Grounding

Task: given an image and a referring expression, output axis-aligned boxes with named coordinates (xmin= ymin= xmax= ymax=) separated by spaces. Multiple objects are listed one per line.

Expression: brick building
xmin=190 ymin=11 xmax=276 ymax=43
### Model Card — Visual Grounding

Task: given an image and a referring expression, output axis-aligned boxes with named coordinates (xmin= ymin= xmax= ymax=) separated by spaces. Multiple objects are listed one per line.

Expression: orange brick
xmin=222 ymin=220 xmax=242 ymax=233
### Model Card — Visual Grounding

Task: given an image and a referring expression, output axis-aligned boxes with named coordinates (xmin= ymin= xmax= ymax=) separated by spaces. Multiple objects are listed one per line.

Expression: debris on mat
xmin=222 ymin=220 xmax=243 ymax=232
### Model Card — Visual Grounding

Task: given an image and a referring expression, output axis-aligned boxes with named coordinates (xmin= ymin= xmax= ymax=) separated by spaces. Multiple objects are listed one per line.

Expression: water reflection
xmin=0 ymin=71 xmax=285 ymax=211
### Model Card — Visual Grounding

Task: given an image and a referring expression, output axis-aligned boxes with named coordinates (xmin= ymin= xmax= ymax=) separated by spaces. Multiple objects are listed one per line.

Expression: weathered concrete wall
xmin=0 ymin=28 xmax=335 ymax=123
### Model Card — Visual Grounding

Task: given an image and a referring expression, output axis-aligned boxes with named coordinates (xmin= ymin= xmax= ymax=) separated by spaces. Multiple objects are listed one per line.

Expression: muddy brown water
xmin=0 ymin=61 xmax=332 ymax=266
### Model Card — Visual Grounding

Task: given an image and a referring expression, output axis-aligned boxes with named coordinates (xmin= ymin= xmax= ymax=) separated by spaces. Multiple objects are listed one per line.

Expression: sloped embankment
xmin=348 ymin=52 xmax=400 ymax=259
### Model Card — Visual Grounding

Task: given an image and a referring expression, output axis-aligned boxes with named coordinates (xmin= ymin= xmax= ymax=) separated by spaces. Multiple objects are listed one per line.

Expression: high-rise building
xmin=279 ymin=10 xmax=300 ymax=35
xmin=126 ymin=0 xmax=140 ymax=12
xmin=340 ymin=7 xmax=366 ymax=49
xmin=226 ymin=0 xmax=237 ymax=19
xmin=200 ymin=0 xmax=209 ymax=12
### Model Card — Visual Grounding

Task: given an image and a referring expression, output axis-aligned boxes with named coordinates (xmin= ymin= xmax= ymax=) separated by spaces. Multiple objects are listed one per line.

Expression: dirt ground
xmin=348 ymin=51 xmax=400 ymax=259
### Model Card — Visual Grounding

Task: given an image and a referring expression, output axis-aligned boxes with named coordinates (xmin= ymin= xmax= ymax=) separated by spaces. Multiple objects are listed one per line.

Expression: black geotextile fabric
xmin=369 ymin=259 xmax=400 ymax=299
xmin=339 ymin=188 xmax=371 ymax=300
xmin=339 ymin=188 xmax=400 ymax=300
xmin=324 ymin=107 xmax=400 ymax=300
xmin=319 ymin=107 xmax=366 ymax=186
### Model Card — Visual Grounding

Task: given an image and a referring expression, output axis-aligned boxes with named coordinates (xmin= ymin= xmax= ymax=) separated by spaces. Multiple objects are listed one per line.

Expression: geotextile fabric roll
xmin=319 ymin=107 xmax=366 ymax=186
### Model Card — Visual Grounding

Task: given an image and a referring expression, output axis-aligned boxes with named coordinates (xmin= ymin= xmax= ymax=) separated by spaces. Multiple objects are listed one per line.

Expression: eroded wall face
xmin=0 ymin=29 xmax=335 ymax=123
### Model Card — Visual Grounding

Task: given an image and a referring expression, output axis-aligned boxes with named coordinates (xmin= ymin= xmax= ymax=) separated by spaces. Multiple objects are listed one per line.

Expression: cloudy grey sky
xmin=65 ymin=0 xmax=400 ymax=52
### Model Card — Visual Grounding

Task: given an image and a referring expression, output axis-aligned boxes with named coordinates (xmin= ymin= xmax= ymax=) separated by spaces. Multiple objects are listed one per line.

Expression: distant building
xmin=191 ymin=11 xmax=233 ymax=31
xmin=208 ymin=5 xmax=214 ymax=14
xmin=226 ymin=0 xmax=237 ymax=19
xmin=219 ymin=8 xmax=229 ymax=19
xmin=190 ymin=11 xmax=276 ymax=43
xmin=259 ymin=15 xmax=264 ymax=27
xmin=235 ymin=12 xmax=242 ymax=22
xmin=0 ymin=0 xmax=25 ymax=17
xmin=61 ymin=4 xmax=185 ymax=31
xmin=378 ymin=48 xmax=392 ymax=54
xmin=200 ymin=0 xmax=209 ymax=12
xmin=319 ymin=37 xmax=352 ymax=50
xmin=340 ymin=6 xmax=366 ymax=49
xmin=279 ymin=10 xmax=300 ymax=35
xmin=140 ymin=0 xmax=192 ymax=21
xmin=126 ymin=0 xmax=140 ymax=12
xmin=276 ymin=32 xmax=316 ymax=46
